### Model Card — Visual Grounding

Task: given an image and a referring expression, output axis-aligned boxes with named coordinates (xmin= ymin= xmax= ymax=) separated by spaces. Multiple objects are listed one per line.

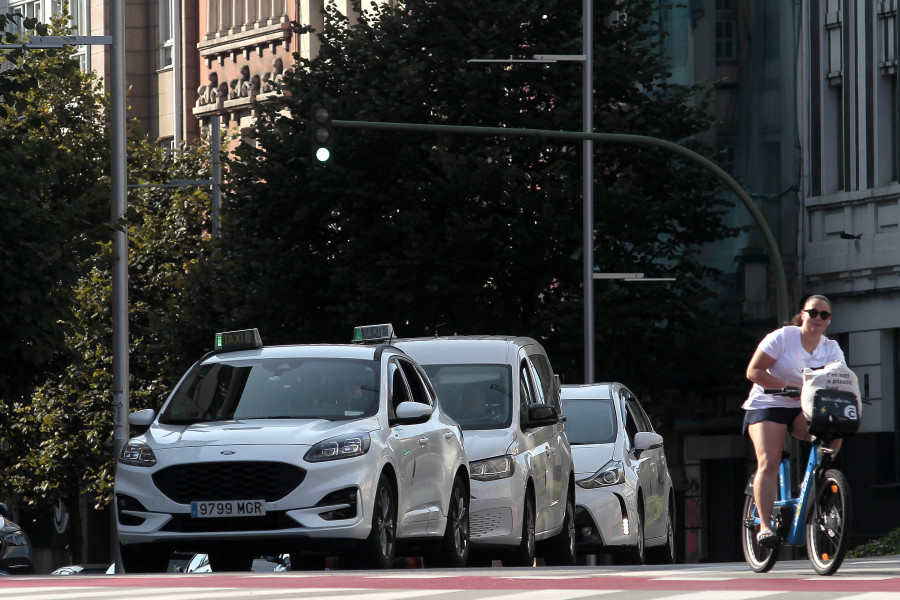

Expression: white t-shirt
xmin=743 ymin=325 xmax=846 ymax=410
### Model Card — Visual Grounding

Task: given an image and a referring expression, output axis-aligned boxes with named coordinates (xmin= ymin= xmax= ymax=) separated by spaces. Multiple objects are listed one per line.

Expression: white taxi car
xmin=115 ymin=326 xmax=469 ymax=572
xmin=395 ymin=336 xmax=576 ymax=566
xmin=560 ymin=383 xmax=675 ymax=564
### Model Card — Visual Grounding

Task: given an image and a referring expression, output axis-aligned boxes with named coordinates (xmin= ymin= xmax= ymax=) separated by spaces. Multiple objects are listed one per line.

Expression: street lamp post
xmin=1 ymin=22 xmax=128 ymax=572
xmin=468 ymin=0 xmax=595 ymax=382
xmin=582 ymin=0 xmax=594 ymax=383
xmin=110 ymin=0 xmax=128 ymax=573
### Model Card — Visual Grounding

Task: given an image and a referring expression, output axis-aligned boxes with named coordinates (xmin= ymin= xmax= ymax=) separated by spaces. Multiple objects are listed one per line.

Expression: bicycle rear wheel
xmin=807 ymin=468 xmax=852 ymax=576
xmin=741 ymin=492 xmax=778 ymax=573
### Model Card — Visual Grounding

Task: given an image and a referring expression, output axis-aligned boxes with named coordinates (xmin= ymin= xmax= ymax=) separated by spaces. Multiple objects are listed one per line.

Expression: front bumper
xmin=574 ymin=488 xmax=637 ymax=550
xmin=115 ymin=450 xmax=380 ymax=552
xmin=468 ymin=476 xmax=522 ymax=547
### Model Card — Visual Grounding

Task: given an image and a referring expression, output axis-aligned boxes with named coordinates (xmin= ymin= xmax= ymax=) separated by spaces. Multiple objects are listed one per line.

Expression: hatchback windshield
xmin=159 ymin=358 xmax=380 ymax=424
xmin=560 ymin=398 xmax=617 ymax=444
xmin=422 ymin=364 xmax=512 ymax=430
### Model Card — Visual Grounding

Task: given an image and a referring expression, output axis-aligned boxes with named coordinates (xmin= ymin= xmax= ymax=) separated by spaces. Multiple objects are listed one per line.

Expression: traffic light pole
xmin=332 ymin=118 xmax=791 ymax=331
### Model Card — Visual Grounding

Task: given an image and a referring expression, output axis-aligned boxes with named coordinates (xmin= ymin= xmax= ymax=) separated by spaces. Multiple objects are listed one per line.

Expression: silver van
xmin=394 ymin=335 xmax=575 ymax=566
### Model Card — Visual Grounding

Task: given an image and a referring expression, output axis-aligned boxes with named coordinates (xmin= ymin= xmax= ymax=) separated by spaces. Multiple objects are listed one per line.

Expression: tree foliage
xmin=5 ymin=138 xmax=215 ymax=512
xmin=216 ymin=0 xmax=751 ymax=415
xmin=0 ymin=13 xmax=110 ymax=411
xmin=0 ymin=15 xmax=216 ymax=563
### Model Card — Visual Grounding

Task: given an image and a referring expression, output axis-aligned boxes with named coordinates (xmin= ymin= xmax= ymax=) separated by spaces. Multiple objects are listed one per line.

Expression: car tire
xmin=426 ymin=474 xmax=470 ymax=568
xmin=648 ymin=494 xmax=676 ymax=564
xmin=357 ymin=474 xmax=397 ymax=569
xmin=543 ymin=490 xmax=576 ymax=566
xmin=119 ymin=543 xmax=170 ymax=573
xmin=208 ymin=550 xmax=254 ymax=572
xmin=506 ymin=492 xmax=536 ymax=567
xmin=626 ymin=499 xmax=646 ymax=565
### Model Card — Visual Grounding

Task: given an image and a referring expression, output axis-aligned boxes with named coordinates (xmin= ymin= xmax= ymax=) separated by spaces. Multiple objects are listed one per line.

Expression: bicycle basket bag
xmin=801 ymin=361 xmax=862 ymax=439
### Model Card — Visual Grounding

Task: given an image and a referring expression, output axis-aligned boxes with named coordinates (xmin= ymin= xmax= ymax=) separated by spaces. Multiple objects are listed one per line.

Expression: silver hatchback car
xmin=561 ymin=383 xmax=676 ymax=564
xmin=395 ymin=335 xmax=576 ymax=566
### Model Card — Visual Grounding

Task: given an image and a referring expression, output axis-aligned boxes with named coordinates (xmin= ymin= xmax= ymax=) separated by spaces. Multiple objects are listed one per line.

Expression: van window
xmin=422 ymin=364 xmax=512 ymax=430
xmin=528 ymin=353 xmax=557 ymax=409
xmin=519 ymin=361 xmax=536 ymax=423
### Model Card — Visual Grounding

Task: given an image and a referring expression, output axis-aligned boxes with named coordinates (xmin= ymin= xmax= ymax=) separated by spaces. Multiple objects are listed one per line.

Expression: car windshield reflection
xmin=561 ymin=398 xmax=617 ymax=444
xmin=159 ymin=358 xmax=380 ymax=424
xmin=422 ymin=364 xmax=512 ymax=430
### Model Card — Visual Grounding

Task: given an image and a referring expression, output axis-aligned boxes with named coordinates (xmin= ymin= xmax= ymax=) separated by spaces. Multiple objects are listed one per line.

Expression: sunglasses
xmin=803 ymin=308 xmax=831 ymax=320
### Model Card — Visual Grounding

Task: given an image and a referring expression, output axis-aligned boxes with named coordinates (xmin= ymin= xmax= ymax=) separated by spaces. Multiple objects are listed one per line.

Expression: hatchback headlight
xmin=577 ymin=459 xmax=625 ymax=489
xmin=2 ymin=531 xmax=28 ymax=546
xmin=470 ymin=455 xmax=514 ymax=481
xmin=119 ymin=440 xmax=157 ymax=467
xmin=304 ymin=432 xmax=371 ymax=462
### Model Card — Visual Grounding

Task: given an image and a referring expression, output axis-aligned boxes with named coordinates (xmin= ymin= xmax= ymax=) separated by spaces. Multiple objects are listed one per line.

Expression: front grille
xmin=162 ymin=511 xmax=297 ymax=533
xmin=471 ymin=509 xmax=505 ymax=538
xmin=152 ymin=461 xmax=305 ymax=503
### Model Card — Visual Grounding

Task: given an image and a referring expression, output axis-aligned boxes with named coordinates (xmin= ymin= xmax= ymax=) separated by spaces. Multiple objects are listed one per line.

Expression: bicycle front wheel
xmin=807 ymin=468 xmax=852 ymax=576
xmin=741 ymin=492 xmax=778 ymax=573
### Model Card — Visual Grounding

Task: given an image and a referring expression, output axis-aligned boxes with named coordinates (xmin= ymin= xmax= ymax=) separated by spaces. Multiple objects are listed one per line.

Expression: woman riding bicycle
xmin=742 ymin=294 xmax=844 ymax=547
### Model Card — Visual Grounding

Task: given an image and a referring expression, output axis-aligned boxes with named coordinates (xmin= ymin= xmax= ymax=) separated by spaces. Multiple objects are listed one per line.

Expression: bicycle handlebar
xmin=761 ymin=386 xmax=801 ymax=398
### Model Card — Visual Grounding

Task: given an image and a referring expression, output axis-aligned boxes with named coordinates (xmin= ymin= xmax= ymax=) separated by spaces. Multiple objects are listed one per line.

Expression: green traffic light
xmin=315 ymin=146 xmax=331 ymax=162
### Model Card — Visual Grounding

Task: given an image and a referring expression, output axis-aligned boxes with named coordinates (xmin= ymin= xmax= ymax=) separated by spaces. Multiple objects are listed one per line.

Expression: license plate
xmin=190 ymin=500 xmax=266 ymax=518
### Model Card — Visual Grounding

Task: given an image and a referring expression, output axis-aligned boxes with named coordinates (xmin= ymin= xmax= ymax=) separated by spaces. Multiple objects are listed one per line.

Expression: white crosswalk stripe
xmin=0 ymin=587 xmax=458 ymax=600
xmin=652 ymin=592 xmax=783 ymax=600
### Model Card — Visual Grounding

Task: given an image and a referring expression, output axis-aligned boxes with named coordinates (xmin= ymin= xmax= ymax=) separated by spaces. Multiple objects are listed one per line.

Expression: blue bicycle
xmin=741 ymin=385 xmax=860 ymax=576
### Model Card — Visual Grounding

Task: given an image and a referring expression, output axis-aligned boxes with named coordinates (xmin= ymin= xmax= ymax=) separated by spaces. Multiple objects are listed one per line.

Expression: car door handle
xmin=418 ymin=437 xmax=429 ymax=446
xmin=443 ymin=431 xmax=454 ymax=439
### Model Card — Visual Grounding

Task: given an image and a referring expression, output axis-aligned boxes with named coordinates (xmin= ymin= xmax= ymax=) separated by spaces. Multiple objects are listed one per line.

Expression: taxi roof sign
xmin=352 ymin=323 xmax=395 ymax=344
xmin=215 ymin=328 xmax=263 ymax=352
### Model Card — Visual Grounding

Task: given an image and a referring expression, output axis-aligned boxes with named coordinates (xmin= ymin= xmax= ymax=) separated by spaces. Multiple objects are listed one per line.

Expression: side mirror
xmin=634 ymin=431 xmax=663 ymax=454
xmin=391 ymin=401 xmax=433 ymax=425
xmin=128 ymin=409 xmax=156 ymax=428
xmin=523 ymin=403 xmax=559 ymax=428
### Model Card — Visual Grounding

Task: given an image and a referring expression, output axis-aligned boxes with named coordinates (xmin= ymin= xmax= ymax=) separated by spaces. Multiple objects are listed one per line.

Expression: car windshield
xmin=159 ymin=357 xmax=380 ymax=424
xmin=561 ymin=398 xmax=617 ymax=444
xmin=422 ymin=364 xmax=512 ymax=430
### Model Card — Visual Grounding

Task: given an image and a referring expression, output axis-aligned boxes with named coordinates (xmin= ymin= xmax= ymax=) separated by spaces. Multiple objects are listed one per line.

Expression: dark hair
xmin=789 ymin=294 xmax=832 ymax=326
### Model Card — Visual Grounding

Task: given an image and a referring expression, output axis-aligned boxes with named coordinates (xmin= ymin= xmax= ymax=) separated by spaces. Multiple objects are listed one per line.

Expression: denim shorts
xmin=742 ymin=407 xmax=803 ymax=437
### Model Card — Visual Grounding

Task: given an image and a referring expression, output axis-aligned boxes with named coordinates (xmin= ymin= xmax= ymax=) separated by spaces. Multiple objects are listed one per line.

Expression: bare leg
xmin=748 ymin=420 xmax=789 ymax=534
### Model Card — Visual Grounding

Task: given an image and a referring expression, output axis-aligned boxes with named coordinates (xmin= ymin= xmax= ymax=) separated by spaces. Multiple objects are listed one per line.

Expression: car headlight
xmin=304 ymin=432 xmax=371 ymax=462
xmin=577 ymin=459 xmax=625 ymax=489
xmin=1 ymin=530 xmax=28 ymax=546
xmin=119 ymin=440 xmax=157 ymax=467
xmin=470 ymin=455 xmax=514 ymax=481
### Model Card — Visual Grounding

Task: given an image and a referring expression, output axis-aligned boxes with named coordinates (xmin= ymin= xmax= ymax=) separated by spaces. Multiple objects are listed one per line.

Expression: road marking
xmin=0 ymin=588 xmax=453 ymax=600
xmin=653 ymin=576 xmax=738 ymax=581
xmin=469 ymin=591 xmax=620 ymax=600
xmin=652 ymin=592 xmax=783 ymax=600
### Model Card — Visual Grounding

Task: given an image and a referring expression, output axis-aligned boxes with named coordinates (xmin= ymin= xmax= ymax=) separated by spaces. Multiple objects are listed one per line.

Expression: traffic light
xmin=310 ymin=105 xmax=333 ymax=163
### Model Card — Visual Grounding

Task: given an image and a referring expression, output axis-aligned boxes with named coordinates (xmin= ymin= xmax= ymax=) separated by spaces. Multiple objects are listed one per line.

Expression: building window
xmin=878 ymin=2 xmax=898 ymax=181
xmin=8 ymin=0 xmax=43 ymax=34
xmin=825 ymin=0 xmax=843 ymax=84
xmin=715 ymin=21 xmax=736 ymax=62
xmin=160 ymin=0 xmax=174 ymax=69
xmin=69 ymin=0 xmax=88 ymax=70
xmin=715 ymin=0 xmax=736 ymax=63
